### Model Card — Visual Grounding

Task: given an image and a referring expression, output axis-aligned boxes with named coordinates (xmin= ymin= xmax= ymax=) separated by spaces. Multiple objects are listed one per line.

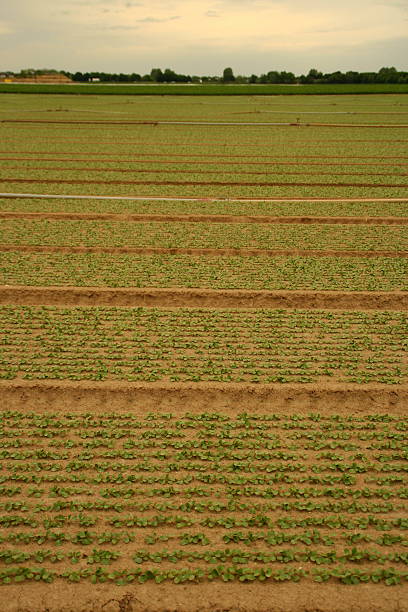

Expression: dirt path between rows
xmin=0 ymin=379 xmax=408 ymax=415
xmin=1 ymin=286 xmax=407 ymax=310
xmin=1 ymin=578 xmax=406 ymax=612
xmin=1 ymin=245 xmax=406 ymax=257
xmin=1 ymin=212 xmax=407 ymax=225
xmin=2 ymin=380 xmax=407 ymax=414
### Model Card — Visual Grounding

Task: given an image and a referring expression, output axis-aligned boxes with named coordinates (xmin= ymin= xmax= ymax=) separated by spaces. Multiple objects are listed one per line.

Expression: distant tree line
xmin=3 ymin=66 xmax=408 ymax=84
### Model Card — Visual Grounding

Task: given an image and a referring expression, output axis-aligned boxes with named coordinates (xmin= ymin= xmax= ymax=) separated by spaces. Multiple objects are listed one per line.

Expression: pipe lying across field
xmin=1 ymin=192 xmax=408 ymax=203
xmin=1 ymin=286 xmax=407 ymax=311
xmin=2 ymin=119 xmax=408 ymax=128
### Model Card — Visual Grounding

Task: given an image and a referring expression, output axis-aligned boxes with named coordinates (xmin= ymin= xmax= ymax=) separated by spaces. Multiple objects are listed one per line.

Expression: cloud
xmin=375 ymin=0 xmax=408 ymax=8
xmin=0 ymin=21 xmax=13 ymax=35
xmin=0 ymin=0 xmax=407 ymax=74
xmin=108 ymin=24 xmax=139 ymax=30
xmin=137 ymin=15 xmax=180 ymax=22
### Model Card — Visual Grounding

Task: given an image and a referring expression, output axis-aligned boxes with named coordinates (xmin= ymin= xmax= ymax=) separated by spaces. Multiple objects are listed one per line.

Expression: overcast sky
xmin=1 ymin=0 xmax=407 ymax=75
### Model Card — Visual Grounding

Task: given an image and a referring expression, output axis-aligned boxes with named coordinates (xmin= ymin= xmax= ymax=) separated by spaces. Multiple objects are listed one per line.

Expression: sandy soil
xmin=1 ymin=286 xmax=408 ymax=310
xmin=1 ymin=380 xmax=407 ymax=414
xmin=0 ymin=580 xmax=407 ymax=612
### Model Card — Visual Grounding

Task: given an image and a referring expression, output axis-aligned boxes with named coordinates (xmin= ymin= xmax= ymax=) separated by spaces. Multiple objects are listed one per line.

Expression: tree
xmin=304 ymin=68 xmax=323 ymax=83
xmin=150 ymin=68 xmax=164 ymax=82
xmin=222 ymin=67 xmax=235 ymax=83
xmin=163 ymin=68 xmax=177 ymax=83
xmin=377 ymin=67 xmax=398 ymax=83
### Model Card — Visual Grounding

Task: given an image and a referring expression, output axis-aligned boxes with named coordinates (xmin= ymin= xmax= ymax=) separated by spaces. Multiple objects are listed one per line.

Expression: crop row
xmin=3 ymin=166 xmax=408 ymax=187
xmin=1 ymin=219 xmax=407 ymax=251
xmin=1 ymin=306 xmax=406 ymax=383
xmin=2 ymin=198 xmax=408 ymax=219
xmin=0 ymin=410 xmax=406 ymax=585
xmin=2 ymin=158 xmax=408 ymax=175
xmin=1 ymin=252 xmax=406 ymax=291
xmin=0 ymin=564 xmax=407 ymax=586
xmin=1 ymin=109 xmax=407 ymax=138
xmin=2 ymin=180 xmax=407 ymax=199
xmin=0 ymin=545 xmax=407 ymax=567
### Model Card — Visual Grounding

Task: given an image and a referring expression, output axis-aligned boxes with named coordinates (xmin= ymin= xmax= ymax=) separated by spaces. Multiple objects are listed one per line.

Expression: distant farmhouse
xmin=0 ymin=72 xmax=72 ymax=83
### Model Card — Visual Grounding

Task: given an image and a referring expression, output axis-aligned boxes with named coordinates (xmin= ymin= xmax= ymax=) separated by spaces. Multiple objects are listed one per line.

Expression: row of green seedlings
xmin=0 ymin=565 xmax=406 ymax=586
xmin=0 ymin=498 xmax=404 ymax=527
xmin=2 ymin=527 xmax=406 ymax=547
xmin=1 ymin=545 xmax=407 ymax=567
xmin=2 ymin=252 xmax=407 ymax=292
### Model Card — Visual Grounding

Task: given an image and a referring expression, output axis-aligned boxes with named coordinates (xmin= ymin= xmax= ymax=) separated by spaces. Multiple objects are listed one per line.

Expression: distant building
xmin=0 ymin=73 xmax=72 ymax=84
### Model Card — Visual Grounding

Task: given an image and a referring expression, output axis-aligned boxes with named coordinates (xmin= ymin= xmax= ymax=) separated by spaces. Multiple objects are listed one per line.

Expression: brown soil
xmin=1 ymin=212 xmax=407 ymax=225
xmin=1 ymin=177 xmax=407 ymax=188
xmin=2 ymin=286 xmax=408 ymax=310
xmin=1 ymin=380 xmax=407 ymax=414
xmin=0 ymin=580 xmax=406 ymax=612
xmin=1 ymin=245 xmax=405 ymax=257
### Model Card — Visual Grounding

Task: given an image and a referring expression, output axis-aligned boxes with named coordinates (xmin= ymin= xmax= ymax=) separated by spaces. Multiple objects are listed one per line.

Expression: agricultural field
xmin=0 ymin=306 xmax=407 ymax=384
xmin=1 ymin=218 xmax=407 ymax=251
xmin=0 ymin=410 xmax=406 ymax=588
xmin=2 ymin=82 xmax=408 ymax=95
xmin=0 ymin=93 xmax=407 ymax=611
xmin=1 ymin=252 xmax=407 ymax=292
xmin=1 ymin=197 xmax=408 ymax=217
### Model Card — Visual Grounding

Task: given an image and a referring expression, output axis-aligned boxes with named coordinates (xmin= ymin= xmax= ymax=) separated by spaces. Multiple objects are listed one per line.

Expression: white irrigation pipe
xmin=1 ymin=192 xmax=408 ymax=203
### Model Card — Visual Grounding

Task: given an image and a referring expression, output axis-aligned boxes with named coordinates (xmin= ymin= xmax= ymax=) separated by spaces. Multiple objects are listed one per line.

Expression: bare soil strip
xmin=1 ymin=156 xmax=407 ymax=167
xmin=1 ymin=245 xmax=405 ymax=258
xmin=2 ymin=119 xmax=408 ymax=127
xmin=1 ymin=211 xmax=407 ymax=225
xmin=1 ymin=285 xmax=407 ymax=310
xmin=1 ymin=380 xmax=407 ymax=413
xmin=0 ymin=581 xmax=406 ymax=612
xmin=1 ymin=177 xmax=407 ymax=188
xmin=1 ymin=192 xmax=408 ymax=203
